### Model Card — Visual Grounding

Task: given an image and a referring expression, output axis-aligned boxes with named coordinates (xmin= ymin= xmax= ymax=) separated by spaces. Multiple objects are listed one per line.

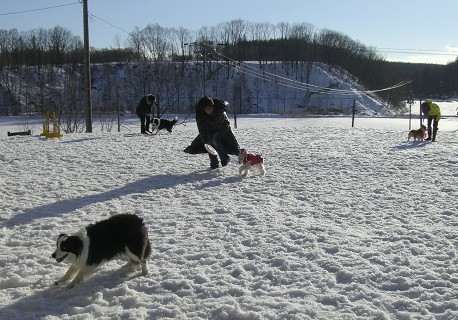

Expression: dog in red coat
xmin=238 ymin=148 xmax=266 ymax=176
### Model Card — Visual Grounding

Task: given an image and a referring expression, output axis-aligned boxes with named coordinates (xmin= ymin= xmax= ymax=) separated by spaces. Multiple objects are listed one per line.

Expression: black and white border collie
xmin=151 ymin=116 xmax=178 ymax=134
xmin=52 ymin=214 xmax=151 ymax=289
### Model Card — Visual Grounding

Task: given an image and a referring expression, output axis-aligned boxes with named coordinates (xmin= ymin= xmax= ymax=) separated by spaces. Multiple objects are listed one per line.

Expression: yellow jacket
xmin=425 ymin=99 xmax=441 ymax=120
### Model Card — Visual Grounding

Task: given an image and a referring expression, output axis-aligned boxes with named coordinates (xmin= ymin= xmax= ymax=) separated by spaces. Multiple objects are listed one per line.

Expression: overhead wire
xmin=223 ymin=58 xmax=411 ymax=96
xmin=0 ymin=2 xmax=80 ymax=16
xmin=0 ymin=3 xmax=131 ymax=35
xmin=234 ymin=58 xmax=411 ymax=95
xmin=88 ymin=13 xmax=130 ymax=35
xmin=376 ymin=47 xmax=457 ymax=56
xmin=201 ymin=42 xmax=412 ymax=96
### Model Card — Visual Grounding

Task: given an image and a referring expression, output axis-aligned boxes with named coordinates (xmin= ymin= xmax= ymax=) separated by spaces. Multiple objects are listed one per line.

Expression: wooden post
xmin=351 ymin=100 xmax=356 ymax=127
xmin=419 ymin=92 xmax=423 ymax=126
xmin=232 ymin=99 xmax=237 ymax=129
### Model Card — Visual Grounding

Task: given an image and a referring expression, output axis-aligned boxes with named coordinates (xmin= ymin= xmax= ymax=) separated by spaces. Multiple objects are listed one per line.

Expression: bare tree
xmin=141 ymin=23 xmax=172 ymax=61
xmin=48 ymin=26 xmax=73 ymax=65
xmin=247 ymin=22 xmax=273 ymax=41
xmin=275 ymin=22 xmax=290 ymax=40
xmin=289 ymin=22 xmax=315 ymax=41
xmin=174 ymin=27 xmax=193 ymax=60
xmin=57 ymin=67 xmax=85 ymax=133
xmin=126 ymin=27 xmax=144 ymax=60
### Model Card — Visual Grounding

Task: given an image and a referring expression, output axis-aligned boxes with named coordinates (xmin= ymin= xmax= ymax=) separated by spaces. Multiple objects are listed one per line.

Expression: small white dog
xmin=238 ymin=148 xmax=266 ymax=176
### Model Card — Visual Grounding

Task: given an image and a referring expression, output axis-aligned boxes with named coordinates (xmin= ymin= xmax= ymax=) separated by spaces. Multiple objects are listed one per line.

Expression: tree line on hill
xmin=1 ymin=21 xmax=457 ymax=106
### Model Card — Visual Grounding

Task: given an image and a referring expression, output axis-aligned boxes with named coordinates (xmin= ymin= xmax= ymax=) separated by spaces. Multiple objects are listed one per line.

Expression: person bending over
xmin=136 ymin=94 xmax=156 ymax=134
xmin=184 ymin=96 xmax=240 ymax=169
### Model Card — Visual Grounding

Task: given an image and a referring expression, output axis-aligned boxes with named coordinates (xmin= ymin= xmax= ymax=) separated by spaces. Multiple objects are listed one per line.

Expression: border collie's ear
xmin=57 ymin=233 xmax=67 ymax=240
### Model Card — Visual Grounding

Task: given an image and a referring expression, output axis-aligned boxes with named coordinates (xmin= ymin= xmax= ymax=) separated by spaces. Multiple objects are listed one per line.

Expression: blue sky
xmin=1 ymin=0 xmax=457 ymax=64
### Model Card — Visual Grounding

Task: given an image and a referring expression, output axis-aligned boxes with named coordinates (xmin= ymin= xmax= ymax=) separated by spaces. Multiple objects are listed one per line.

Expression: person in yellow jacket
xmin=420 ymin=99 xmax=441 ymax=142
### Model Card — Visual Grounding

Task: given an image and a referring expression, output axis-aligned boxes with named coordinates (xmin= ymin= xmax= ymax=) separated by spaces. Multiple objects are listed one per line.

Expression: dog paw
xmin=66 ymin=279 xmax=80 ymax=289
xmin=141 ymin=266 xmax=149 ymax=276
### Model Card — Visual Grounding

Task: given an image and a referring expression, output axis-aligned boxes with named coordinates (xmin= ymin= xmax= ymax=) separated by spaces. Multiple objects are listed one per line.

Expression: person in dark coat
xmin=184 ymin=96 xmax=240 ymax=169
xmin=136 ymin=94 xmax=156 ymax=133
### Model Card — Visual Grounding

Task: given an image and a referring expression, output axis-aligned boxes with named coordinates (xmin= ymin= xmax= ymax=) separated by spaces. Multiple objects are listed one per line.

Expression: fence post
xmin=407 ymin=91 xmax=414 ymax=130
xmin=351 ymin=100 xmax=356 ymax=127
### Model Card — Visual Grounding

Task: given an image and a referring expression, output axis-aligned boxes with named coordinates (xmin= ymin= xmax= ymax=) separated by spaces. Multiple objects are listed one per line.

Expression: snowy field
xmin=0 ymin=104 xmax=457 ymax=319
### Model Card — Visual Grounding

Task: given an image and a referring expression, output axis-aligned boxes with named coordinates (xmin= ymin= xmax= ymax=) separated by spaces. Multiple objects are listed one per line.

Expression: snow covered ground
xmin=0 ymin=106 xmax=457 ymax=319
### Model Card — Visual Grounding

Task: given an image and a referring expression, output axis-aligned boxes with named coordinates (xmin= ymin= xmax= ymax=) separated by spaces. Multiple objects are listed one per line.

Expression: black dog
xmin=151 ymin=116 xmax=178 ymax=134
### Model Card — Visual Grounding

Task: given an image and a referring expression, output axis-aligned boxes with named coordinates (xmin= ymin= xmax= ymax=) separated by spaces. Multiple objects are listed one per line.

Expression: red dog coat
xmin=243 ymin=154 xmax=263 ymax=165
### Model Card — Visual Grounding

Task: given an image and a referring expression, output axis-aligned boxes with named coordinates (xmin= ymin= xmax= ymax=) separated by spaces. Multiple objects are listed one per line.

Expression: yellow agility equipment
xmin=40 ymin=112 xmax=62 ymax=138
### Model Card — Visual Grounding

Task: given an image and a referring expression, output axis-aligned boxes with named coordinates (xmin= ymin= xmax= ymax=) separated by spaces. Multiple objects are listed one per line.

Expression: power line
xmin=89 ymin=13 xmax=130 ymax=35
xmin=377 ymin=48 xmax=457 ymax=56
xmin=0 ymin=2 xmax=80 ymax=16
xmin=205 ymin=43 xmax=412 ymax=95
xmin=0 ymin=3 xmax=130 ymax=38
xmin=379 ymin=47 xmax=453 ymax=52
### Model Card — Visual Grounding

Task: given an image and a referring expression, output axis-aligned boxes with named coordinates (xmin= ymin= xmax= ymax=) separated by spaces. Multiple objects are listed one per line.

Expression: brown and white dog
xmin=238 ymin=148 xmax=266 ymax=176
xmin=407 ymin=124 xmax=427 ymax=141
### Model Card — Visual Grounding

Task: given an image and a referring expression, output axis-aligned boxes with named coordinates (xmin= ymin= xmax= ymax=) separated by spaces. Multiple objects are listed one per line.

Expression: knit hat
xmin=196 ymin=96 xmax=214 ymax=109
xmin=421 ymin=101 xmax=429 ymax=115
xmin=147 ymin=94 xmax=156 ymax=103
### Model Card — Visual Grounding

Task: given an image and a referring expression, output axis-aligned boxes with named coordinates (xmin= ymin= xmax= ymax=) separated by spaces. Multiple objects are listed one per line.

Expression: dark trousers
xmin=427 ymin=116 xmax=439 ymax=141
xmin=208 ymin=131 xmax=230 ymax=168
xmin=212 ymin=131 xmax=230 ymax=163
xmin=138 ymin=114 xmax=151 ymax=133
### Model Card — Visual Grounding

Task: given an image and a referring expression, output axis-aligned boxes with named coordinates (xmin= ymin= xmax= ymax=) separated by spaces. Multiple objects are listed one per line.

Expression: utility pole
xmin=83 ymin=0 xmax=92 ymax=132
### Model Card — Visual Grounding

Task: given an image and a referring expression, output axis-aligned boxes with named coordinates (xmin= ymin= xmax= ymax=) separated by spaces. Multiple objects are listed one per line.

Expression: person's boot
xmin=432 ymin=129 xmax=437 ymax=142
xmin=209 ymin=154 xmax=219 ymax=169
xmin=425 ymin=127 xmax=432 ymax=140
xmin=221 ymin=157 xmax=230 ymax=167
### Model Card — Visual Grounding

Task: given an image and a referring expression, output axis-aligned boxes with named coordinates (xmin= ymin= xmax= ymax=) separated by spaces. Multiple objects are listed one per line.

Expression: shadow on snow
xmin=5 ymin=170 xmax=241 ymax=228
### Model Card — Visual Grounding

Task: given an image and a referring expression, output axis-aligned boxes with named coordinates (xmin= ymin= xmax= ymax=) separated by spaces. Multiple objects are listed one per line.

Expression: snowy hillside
xmin=0 ymin=61 xmax=393 ymax=117
xmin=0 ymin=113 xmax=456 ymax=319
